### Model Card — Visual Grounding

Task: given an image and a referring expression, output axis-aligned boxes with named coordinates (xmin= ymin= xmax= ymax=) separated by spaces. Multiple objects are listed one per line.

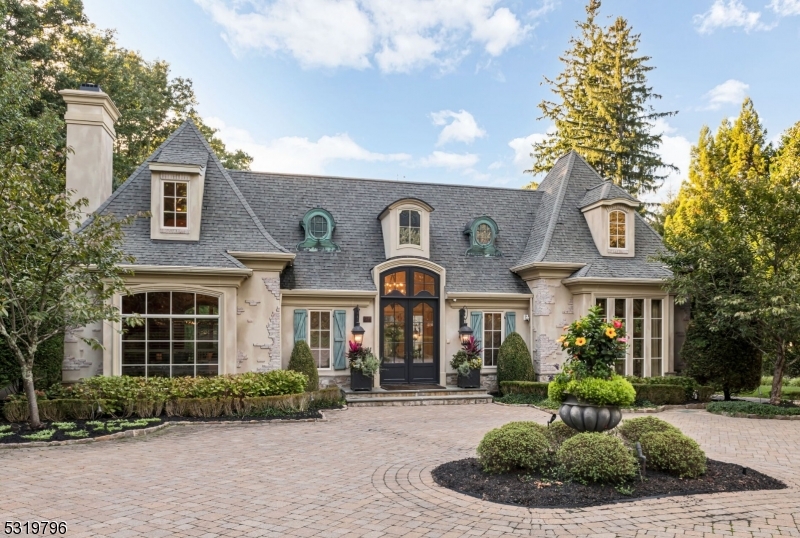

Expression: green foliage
xmin=707 ymin=401 xmax=800 ymax=416
xmin=2 ymin=399 xmax=101 ymax=423
xmin=64 ymin=430 xmax=89 ymax=438
xmin=530 ymin=0 xmax=676 ymax=199
xmin=493 ymin=393 xmax=547 ymax=405
xmin=0 ymin=334 xmax=63 ymax=391
xmin=52 ymin=422 xmax=76 ymax=430
xmin=617 ymin=416 xmax=680 ymax=443
xmin=476 ymin=421 xmax=552 ymax=474
xmin=631 ymin=384 xmax=684 ymax=405
xmin=556 ymin=433 xmax=637 ymax=484
xmin=549 ymin=375 xmax=636 ymax=406
xmin=499 ymin=381 xmax=550 ymax=397
xmin=639 ymin=431 xmax=707 ymax=478
xmin=289 ymin=341 xmax=319 ymax=392
xmin=626 ymin=375 xmax=697 ymax=400
xmin=496 ymin=332 xmax=534 ymax=383
xmin=546 ymin=421 xmax=579 ymax=449
xmin=21 ymin=429 xmax=56 ymax=441
xmin=558 ymin=306 xmax=627 ymax=380
xmin=450 ymin=350 xmax=482 ymax=376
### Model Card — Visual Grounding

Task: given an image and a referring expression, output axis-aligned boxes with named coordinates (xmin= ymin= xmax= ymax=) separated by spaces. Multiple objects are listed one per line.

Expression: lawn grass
xmin=707 ymin=400 xmax=800 ymax=416
xmin=739 ymin=385 xmax=800 ymax=398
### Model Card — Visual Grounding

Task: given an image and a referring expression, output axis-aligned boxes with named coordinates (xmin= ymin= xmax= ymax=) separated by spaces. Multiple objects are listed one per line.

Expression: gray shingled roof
xmin=579 ymin=181 xmax=638 ymax=208
xmin=231 ymin=172 xmax=542 ymax=293
xmin=96 ymin=121 xmax=287 ymax=268
xmin=515 ymin=151 xmax=670 ymax=280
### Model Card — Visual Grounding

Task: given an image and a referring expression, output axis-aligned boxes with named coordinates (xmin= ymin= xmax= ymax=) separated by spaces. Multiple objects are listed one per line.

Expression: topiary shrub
xmin=557 ymin=433 xmax=637 ymax=484
xmin=617 ymin=416 xmax=680 ymax=444
xmin=288 ymin=340 xmax=319 ymax=392
xmin=639 ymin=431 xmax=707 ymax=478
xmin=496 ymin=332 xmax=534 ymax=384
xmin=477 ymin=421 xmax=552 ymax=474
xmin=546 ymin=421 xmax=578 ymax=449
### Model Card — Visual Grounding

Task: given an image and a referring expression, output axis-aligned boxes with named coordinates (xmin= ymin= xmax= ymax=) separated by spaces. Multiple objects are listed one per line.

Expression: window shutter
xmin=505 ymin=312 xmax=516 ymax=338
xmin=293 ymin=310 xmax=307 ymax=344
xmin=333 ymin=310 xmax=347 ymax=370
xmin=470 ymin=311 xmax=483 ymax=346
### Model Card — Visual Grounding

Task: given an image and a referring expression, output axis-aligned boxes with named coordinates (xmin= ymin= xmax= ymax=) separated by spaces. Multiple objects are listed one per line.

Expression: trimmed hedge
xmin=499 ymin=381 xmax=549 ymax=397
xmin=477 ymin=421 xmax=552 ymax=474
xmin=2 ymin=399 xmax=103 ymax=423
xmin=639 ymin=430 xmax=707 ymax=478
xmin=707 ymin=401 xmax=800 ymax=416
xmin=289 ymin=341 xmax=319 ymax=392
xmin=496 ymin=332 xmax=534 ymax=384
xmin=556 ymin=433 xmax=637 ymax=484
xmin=631 ymin=384 xmax=685 ymax=405
xmin=626 ymin=376 xmax=714 ymax=403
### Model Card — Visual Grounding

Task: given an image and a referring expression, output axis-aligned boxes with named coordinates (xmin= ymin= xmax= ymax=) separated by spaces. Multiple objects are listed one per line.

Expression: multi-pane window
xmin=475 ymin=223 xmax=493 ymax=245
xmin=609 ymin=210 xmax=626 ymax=249
xmin=309 ymin=311 xmax=331 ymax=369
xmin=399 ymin=209 xmax=421 ymax=246
xmin=309 ymin=215 xmax=328 ymax=238
xmin=163 ymin=182 xmax=188 ymax=228
xmin=483 ymin=313 xmax=502 ymax=367
xmin=121 ymin=292 xmax=219 ymax=378
xmin=613 ymin=298 xmax=626 ymax=375
xmin=651 ymin=300 xmax=663 ymax=376
xmin=632 ymin=299 xmax=644 ymax=377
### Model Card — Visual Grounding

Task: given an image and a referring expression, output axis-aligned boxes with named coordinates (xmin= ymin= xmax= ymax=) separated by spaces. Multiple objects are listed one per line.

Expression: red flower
xmin=613 ymin=319 xmax=623 ymax=329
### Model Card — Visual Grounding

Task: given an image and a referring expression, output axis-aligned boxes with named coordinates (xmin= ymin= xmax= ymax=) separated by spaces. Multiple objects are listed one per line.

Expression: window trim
xmin=298 ymin=208 xmax=339 ymax=252
xmin=608 ymin=209 xmax=627 ymax=252
xmin=595 ymin=296 xmax=666 ymax=377
xmin=398 ymin=208 xmax=422 ymax=247
xmin=464 ymin=216 xmax=501 ymax=257
xmin=161 ymin=179 xmax=190 ymax=232
xmin=308 ymin=309 xmax=333 ymax=370
xmin=481 ymin=311 xmax=503 ymax=369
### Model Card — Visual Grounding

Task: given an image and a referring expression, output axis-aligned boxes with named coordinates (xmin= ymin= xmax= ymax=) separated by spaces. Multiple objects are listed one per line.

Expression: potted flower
xmin=548 ymin=306 xmax=636 ymax=432
xmin=348 ymin=341 xmax=380 ymax=391
xmin=450 ymin=335 xmax=483 ymax=388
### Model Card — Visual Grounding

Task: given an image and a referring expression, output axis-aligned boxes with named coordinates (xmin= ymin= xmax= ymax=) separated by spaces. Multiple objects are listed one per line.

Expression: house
xmin=60 ymin=85 xmax=687 ymax=391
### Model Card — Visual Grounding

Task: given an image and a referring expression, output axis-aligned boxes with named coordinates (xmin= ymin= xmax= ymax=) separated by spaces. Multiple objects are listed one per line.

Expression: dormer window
xmin=163 ymin=181 xmax=188 ymax=228
xmin=609 ymin=210 xmax=626 ymax=249
xmin=298 ymin=208 xmax=339 ymax=252
xmin=464 ymin=216 xmax=501 ymax=257
xmin=399 ymin=209 xmax=421 ymax=246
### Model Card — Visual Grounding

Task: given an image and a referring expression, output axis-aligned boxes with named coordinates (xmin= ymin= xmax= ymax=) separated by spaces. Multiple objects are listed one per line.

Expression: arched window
xmin=399 ymin=209 xmax=421 ymax=246
xmin=609 ymin=210 xmax=627 ymax=249
xmin=298 ymin=208 xmax=339 ymax=252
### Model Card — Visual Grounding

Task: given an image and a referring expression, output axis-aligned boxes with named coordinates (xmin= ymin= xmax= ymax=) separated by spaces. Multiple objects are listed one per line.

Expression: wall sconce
xmin=458 ymin=307 xmax=473 ymax=346
xmin=352 ymin=305 xmax=365 ymax=344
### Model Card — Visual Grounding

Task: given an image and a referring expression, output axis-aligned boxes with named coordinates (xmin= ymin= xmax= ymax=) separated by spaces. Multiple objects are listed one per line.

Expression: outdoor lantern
xmin=458 ymin=307 xmax=473 ymax=346
xmin=352 ymin=305 xmax=365 ymax=344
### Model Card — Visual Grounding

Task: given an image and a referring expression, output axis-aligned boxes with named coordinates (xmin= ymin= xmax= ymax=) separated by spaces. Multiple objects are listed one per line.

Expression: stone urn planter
xmin=457 ymin=368 xmax=481 ymax=388
xmin=558 ymin=396 xmax=622 ymax=432
xmin=350 ymin=369 xmax=373 ymax=391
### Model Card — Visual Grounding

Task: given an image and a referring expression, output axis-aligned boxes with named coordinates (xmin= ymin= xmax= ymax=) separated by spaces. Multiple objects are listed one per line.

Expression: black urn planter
xmin=457 ymin=368 xmax=481 ymax=388
xmin=558 ymin=396 xmax=622 ymax=432
xmin=350 ymin=369 xmax=373 ymax=391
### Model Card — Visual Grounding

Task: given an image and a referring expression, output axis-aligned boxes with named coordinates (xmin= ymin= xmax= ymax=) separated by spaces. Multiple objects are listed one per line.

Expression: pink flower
xmin=618 ymin=337 xmax=628 ymax=343
xmin=613 ymin=319 xmax=623 ymax=329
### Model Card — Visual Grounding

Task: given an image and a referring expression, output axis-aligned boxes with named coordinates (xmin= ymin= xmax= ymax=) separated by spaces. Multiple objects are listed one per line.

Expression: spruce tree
xmin=529 ymin=0 xmax=676 ymax=198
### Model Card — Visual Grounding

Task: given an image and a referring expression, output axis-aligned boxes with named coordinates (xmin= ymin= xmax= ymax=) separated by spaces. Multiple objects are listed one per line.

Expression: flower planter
xmin=350 ymin=369 xmax=373 ymax=391
xmin=558 ymin=396 xmax=622 ymax=432
xmin=457 ymin=368 xmax=481 ymax=388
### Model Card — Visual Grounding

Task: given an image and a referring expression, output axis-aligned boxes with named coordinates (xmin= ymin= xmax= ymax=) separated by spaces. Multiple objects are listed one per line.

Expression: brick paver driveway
xmin=1 ymin=405 xmax=799 ymax=537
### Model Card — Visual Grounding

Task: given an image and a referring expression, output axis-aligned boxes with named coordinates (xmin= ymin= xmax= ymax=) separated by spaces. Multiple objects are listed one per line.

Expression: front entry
xmin=379 ymin=267 xmax=439 ymax=384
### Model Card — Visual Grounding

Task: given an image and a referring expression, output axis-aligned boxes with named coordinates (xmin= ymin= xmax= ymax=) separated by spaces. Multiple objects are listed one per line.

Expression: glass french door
xmin=379 ymin=267 xmax=439 ymax=384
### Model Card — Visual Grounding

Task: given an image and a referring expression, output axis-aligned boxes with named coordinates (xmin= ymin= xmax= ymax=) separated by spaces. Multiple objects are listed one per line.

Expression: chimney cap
xmin=79 ymin=83 xmax=102 ymax=92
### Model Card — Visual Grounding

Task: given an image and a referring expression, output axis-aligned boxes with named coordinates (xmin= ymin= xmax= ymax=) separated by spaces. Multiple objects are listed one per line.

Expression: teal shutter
xmin=333 ymin=310 xmax=347 ymax=370
xmin=293 ymin=310 xmax=307 ymax=344
xmin=470 ymin=311 xmax=483 ymax=346
xmin=505 ymin=312 xmax=516 ymax=338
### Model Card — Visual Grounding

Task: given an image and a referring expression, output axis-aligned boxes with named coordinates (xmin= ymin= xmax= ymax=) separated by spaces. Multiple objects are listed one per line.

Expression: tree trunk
xmin=21 ymin=364 xmax=41 ymax=428
xmin=770 ymin=345 xmax=785 ymax=406
xmin=723 ymin=386 xmax=731 ymax=401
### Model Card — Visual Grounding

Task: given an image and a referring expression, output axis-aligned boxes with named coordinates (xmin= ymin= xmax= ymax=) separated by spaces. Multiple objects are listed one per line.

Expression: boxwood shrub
xmin=496 ymin=332 xmax=535 ymax=383
xmin=639 ymin=430 xmax=707 ymax=478
xmin=477 ymin=421 xmax=552 ymax=474
xmin=617 ymin=416 xmax=680 ymax=443
xmin=556 ymin=433 xmax=637 ymax=484
xmin=632 ymin=384 xmax=685 ymax=405
xmin=546 ymin=421 xmax=578 ymax=449
xmin=499 ymin=381 xmax=549 ymax=397
xmin=288 ymin=341 xmax=319 ymax=392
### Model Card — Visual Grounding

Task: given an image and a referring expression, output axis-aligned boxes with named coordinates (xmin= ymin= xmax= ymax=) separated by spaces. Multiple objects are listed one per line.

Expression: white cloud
xmin=703 ymin=79 xmax=750 ymax=109
xmin=430 ymin=109 xmax=486 ymax=146
xmin=419 ymin=151 xmax=479 ymax=169
xmin=196 ymin=0 xmax=530 ymax=73
xmin=528 ymin=0 xmax=559 ymax=19
xmin=693 ymin=0 xmax=774 ymax=33
xmin=508 ymin=132 xmax=549 ymax=173
xmin=769 ymin=0 xmax=800 ymax=15
xmin=641 ymin=120 xmax=693 ymax=204
xmin=205 ymin=117 xmax=410 ymax=175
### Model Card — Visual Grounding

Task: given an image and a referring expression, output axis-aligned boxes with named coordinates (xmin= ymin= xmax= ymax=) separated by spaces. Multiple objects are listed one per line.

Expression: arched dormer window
xmin=609 ymin=210 xmax=626 ymax=250
xmin=297 ymin=208 xmax=339 ymax=252
xmin=399 ymin=209 xmax=421 ymax=246
xmin=464 ymin=217 xmax=501 ymax=257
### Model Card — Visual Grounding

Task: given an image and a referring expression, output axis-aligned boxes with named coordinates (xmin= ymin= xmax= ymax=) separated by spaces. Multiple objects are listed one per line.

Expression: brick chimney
xmin=59 ymin=84 xmax=121 ymax=226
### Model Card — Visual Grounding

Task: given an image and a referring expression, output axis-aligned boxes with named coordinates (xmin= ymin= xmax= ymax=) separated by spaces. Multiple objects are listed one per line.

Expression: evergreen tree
xmin=529 ymin=0 xmax=676 ymax=198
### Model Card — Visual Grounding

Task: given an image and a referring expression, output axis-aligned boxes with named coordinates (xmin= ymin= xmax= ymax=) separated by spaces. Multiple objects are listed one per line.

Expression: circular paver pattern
xmin=1 ymin=405 xmax=798 ymax=537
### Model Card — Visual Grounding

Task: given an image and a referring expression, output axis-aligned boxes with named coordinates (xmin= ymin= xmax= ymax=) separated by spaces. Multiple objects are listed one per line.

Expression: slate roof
xmin=232 ymin=172 xmax=541 ymax=293
xmin=515 ymin=151 xmax=671 ymax=280
xmin=95 ymin=122 xmax=670 ymax=287
xmin=95 ymin=121 xmax=287 ymax=269
xmin=579 ymin=180 xmax=637 ymax=208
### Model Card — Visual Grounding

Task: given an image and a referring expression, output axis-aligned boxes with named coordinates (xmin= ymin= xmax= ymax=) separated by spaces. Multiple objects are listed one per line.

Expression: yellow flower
xmin=605 ymin=327 xmax=617 ymax=338
xmin=575 ymin=337 xmax=587 ymax=346
xmin=557 ymin=335 xmax=566 ymax=343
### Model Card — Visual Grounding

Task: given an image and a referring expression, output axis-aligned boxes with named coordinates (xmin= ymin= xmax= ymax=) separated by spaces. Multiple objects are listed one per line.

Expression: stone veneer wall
xmin=236 ymin=273 xmax=283 ymax=373
xmin=529 ymin=278 xmax=573 ymax=381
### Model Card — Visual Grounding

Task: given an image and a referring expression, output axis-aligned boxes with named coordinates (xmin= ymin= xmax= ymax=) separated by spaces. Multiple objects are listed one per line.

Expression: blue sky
xmin=82 ymin=0 xmax=800 ymax=202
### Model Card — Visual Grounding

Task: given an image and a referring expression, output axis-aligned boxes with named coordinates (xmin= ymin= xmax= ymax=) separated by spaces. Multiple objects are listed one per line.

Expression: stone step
xmin=344 ymin=387 xmax=489 ymax=399
xmin=346 ymin=394 xmax=494 ymax=407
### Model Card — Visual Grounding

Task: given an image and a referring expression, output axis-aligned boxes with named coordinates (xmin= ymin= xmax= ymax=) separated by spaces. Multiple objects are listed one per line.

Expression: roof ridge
xmin=534 ymin=151 xmax=577 ymax=262
xmin=182 ymin=121 xmax=290 ymax=254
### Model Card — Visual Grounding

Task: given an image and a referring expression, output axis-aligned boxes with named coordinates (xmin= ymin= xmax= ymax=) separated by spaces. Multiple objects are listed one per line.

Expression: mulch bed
xmin=432 ymin=458 xmax=786 ymax=508
xmin=0 ymin=408 xmax=335 ymax=445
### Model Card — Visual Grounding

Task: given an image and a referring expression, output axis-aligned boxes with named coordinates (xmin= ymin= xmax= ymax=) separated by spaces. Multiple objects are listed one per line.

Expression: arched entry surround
xmin=371 ymin=259 xmax=446 ymax=386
